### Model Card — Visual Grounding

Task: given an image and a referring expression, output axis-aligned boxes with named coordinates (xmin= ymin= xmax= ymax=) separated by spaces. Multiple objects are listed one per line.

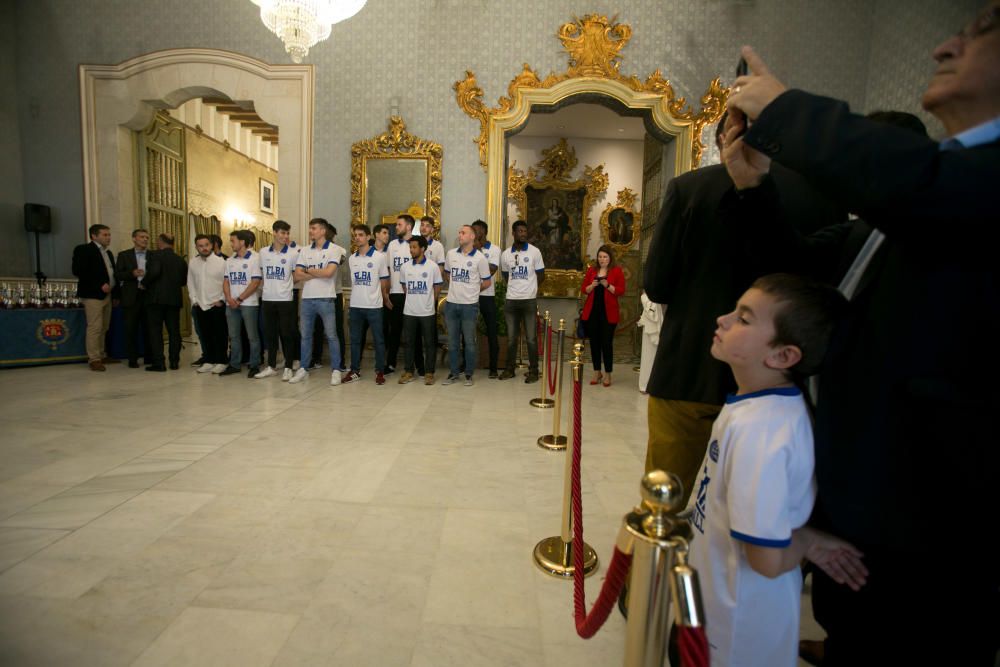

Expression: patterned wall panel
xmin=9 ymin=0 xmax=967 ymax=276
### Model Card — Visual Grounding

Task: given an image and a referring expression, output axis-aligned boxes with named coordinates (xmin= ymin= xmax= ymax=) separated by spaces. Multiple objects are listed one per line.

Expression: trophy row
xmin=0 ymin=282 xmax=81 ymax=309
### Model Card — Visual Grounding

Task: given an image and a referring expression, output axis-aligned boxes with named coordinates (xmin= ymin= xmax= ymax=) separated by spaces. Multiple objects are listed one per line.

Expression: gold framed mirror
xmin=454 ymin=13 xmax=726 ymax=247
xmin=350 ymin=116 xmax=443 ymax=236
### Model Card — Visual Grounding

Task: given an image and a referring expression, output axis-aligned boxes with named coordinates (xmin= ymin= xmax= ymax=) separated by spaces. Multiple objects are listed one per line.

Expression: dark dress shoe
xmin=169 ymin=362 xmax=179 ymax=370
xmin=89 ymin=361 xmax=106 ymax=372
xmin=191 ymin=357 xmax=206 ymax=367
xmin=219 ymin=366 xmax=242 ymax=376
xmin=128 ymin=361 xmax=140 ymax=368
xmin=247 ymin=366 xmax=260 ymax=378
xmin=145 ymin=365 xmax=167 ymax=372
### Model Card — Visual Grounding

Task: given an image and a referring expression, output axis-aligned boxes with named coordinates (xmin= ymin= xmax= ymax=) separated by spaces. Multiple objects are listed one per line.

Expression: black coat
xmin=143 ymin=248 xmax=188 ymax=307
xmin=642 ymin=163 xmax=843 ymax=406
xmin=737 ymin=89 xmax=1000 ymax=553
xmin=114 ymin=248 xmax=146 ymax=307
xmin=72 ymin=242 xmax=117 ymax=300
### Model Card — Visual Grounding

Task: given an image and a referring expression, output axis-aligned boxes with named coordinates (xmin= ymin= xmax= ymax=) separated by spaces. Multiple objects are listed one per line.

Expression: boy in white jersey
xmin=344 ymin=224 xmax=390 ymax=385
xmin=685 ymin=274 xmax=866 ymax=667
xmin=499 ymin=220 xmax=545 ymax=382
xmin=289 ymin=219 xmax=345 ymax=385
xmin=471 ymin=219 xmax=501 ymax=378
xmin=419 ymin=216 xmax=446 ymax=267
xmin=221 ymin=229 xmax=263 ymax=377
xmin=399 ymin=235 xmax=443 ymax=385
xmin=256 ymin=219 xmax=300 ymax=380
xmin=386 ymin=214 xmax=416 ymax=375
xmin=442 ymin=224 xmax=492 ymax=386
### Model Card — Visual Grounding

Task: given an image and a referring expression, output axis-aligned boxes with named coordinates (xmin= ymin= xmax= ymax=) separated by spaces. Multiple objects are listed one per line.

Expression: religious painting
xmin=259 ymin=178 xmax=275 ymax=214
xmin=525 ymin=185 xmax=586 ymax=271
xmin=600 ymin=188 xmax=641 ymax=255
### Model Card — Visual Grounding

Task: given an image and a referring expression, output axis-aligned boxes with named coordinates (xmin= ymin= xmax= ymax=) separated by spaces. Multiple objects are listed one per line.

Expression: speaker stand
xmin=33 ymin=231 xmax=47 ymax=287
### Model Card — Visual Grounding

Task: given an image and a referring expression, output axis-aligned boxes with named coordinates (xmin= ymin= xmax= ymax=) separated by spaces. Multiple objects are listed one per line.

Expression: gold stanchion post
xmin=530 ymin=310 xmax=554 ymax=408
xmin=538 ymin=319 xmax=567 ymax=450
xmin=533 ymin=341 xmax=599 ymax=578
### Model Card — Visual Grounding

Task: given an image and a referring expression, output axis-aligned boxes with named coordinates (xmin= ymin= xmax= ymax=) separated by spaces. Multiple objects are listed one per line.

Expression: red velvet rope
xmin=546 ymin=328 xmax=557 ymax=395
xmin=571 ymin=372 xmax=633 ymax=638
xmin=677 ymin=625 xmax=709 ymax=667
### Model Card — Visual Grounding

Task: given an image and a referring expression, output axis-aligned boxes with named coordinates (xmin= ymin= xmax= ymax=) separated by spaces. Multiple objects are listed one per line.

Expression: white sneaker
xmin=211 ymin=364 xmax=228 ymax=374
xmin=255 ymin=366 xmax=278 ymax=379
xmin=289 ymin=368 xmax=309 ymax=384
xmin=196 ymin=363 xmax=214 ymax=373
xmin=330 ymin=369 xmax=342 ymax=386
xmin=282 ymin=367 xmax=294 ymax=382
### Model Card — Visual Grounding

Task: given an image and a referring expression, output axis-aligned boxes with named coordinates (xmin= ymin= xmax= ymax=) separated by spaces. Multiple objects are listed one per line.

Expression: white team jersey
xmin=224 ymin=250 xmax=263 ymax=306
xmin=348 ymin=246 xmax=390 ymax=309
xmin=477 ymin=241 xmax=501 ymax=296
xmin=388 ymin=237 xmax=413 ymax=294
xmin=401 ymin=258 xmax=443 ymax=316
xmin=500 ymin=242 xmax=545 ymax=300
xmin=424 ymin=238 xmax=446 ymax=267
xmin=685 ymin=387 xmax=816 ymax=667
xmin=296 ymin=241 xmax=344 ymax=299
xmin=445 ymin=247 xmax=492 ymax=305
xmin=260 ymin=243 xmax=300 ymax=301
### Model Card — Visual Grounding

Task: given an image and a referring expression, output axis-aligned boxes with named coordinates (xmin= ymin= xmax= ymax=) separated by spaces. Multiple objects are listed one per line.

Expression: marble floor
xmin=0 ymin=345 xmax=821 ymax=666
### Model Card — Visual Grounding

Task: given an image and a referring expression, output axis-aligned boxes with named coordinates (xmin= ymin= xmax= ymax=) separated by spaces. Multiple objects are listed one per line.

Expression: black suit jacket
xmin=143 ymin=249 xmax=188 ymax=307
xmin=114 ymin=248 xmax=146 ymax=307
xmin=72 ymin=242 xmax=117 ymax=300
xmin=738 ymin=90 xmax=999 ymax=555
xmin=642 ymin=163 xmax=843 ymax=406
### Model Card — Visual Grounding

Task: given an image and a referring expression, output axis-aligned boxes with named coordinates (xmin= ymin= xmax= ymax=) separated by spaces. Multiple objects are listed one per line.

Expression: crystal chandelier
xmin=250 ymin=0 xmax=368 ymax=63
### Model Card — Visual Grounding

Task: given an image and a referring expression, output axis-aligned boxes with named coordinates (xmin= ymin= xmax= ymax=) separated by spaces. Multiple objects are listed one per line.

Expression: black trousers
xmin=123 ymin=292 xmax=149 ymax=363
xmin=504 ymin=297 xmax=538 ymax=372
xmin=194 ymin=305 xmax=228 ymax=364
xmin=311 ymin=293 xmax=345 ymax=367
xmin=147 ymin=304 xmax=181 ymax=367
xmin=387 ymin=293 xmax=423 ymax=371
xmin=479 ymin=295 xmax=498 ymax=373
xmin=586 ymin=312 xmax=616 ymax=372
xmin=403 ymin=314 xmax=437 ymax=374
xmin=262 ymin=300 xmax=297 ymax=368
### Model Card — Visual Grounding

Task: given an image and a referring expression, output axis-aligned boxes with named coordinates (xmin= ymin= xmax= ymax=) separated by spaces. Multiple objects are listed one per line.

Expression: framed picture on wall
xmin=259 ymin=178 xmax=275 ymax=214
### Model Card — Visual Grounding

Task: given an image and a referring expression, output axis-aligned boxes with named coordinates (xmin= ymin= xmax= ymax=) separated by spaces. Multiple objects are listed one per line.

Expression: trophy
xmin=16 ymin=284 xmax=26 ymax=309
xmin=71 ymin=283 xmax=80 ymax=307
xmin=0 ymin=283 xmax=8 ymax=309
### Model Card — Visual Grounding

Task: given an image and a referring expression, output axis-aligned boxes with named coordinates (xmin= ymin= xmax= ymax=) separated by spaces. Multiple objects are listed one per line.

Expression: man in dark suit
xmin=114 ymin=228 xmax=151 ymax=368
xmin=642 ymin=118 xmax=843 ymax=507
xmin=723 ymin=6 xmax=1000 ymax=662
xmin=143 ymin=234 xmax=188 ymax=371
xmin=72 ymin=223 xmax=119 ymax=371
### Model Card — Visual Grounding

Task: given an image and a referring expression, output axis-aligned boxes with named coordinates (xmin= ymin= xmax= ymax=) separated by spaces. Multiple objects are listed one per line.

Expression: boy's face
xmin=376 ymin=228 xmax=389 ymax=246
xmin=273 ymin=229 xmax=290 ymax=245
xmin=409 ymin=240 xmax=423 ymax=259
xmin=420 ymin=220 xmax=434 ymax=237
xmin=353 ymin=229 xmax=369 ymax=249
xmin=309 ymin=223 xmax=326 ymax=243
xmin=711 ymin=288 xmax=783 ymax=368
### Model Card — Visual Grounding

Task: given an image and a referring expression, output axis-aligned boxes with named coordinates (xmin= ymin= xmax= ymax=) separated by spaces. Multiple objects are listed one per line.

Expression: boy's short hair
xmin=373 ymin=224 xmax=389 ymax=235
xmin=471 ymin=219 xmax=487 ymax=234
xmin=272 ymin=220 xmax=291 ymax=233
xmin=397 ymin=214 xmax=415 ymax=229
xmin=194 ymin=233 xmax=212 ymax=244
xmin=751 ymin=273 xmax=847 ymax=377
xmin=409 ymin=235 xmax=428 ymax=250
xmin=511 ymin=219 xmax=528 ymax=232
xmin=230 ymin=229 xmax=255 ymax=248
xmin=352 ymin=224 xmax=371 ymax=236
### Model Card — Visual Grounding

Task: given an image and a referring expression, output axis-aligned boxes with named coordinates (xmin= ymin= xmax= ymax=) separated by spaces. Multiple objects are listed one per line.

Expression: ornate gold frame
xmin=599 ymin=188 xmax=641 ymax=255
xmin=350 ymin=116 xmax=443 ymax=234
xmin=454 ymin=14 xmax=727 ymax=244
xmin=507 ymin=139 xmax=608 ymax=296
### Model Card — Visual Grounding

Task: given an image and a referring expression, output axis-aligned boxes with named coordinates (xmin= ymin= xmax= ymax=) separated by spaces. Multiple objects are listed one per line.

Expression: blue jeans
xmin=300 ymin=298 xmax=341 ymax=370
xmin=445 ymin=301 xmax=478 ymax=377
xmin=226 ymin=305 xmax=261 ymax=368
xmin=349 ymin=307 xmax=385 ymax=372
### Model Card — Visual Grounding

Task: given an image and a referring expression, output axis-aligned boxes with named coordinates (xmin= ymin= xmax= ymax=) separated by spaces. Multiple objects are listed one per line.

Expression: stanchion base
xmin=530 ymin=398 xmax=555 ymax=408
xmin=515 ymin=362 xmax=529 ymax=369
xmin=533 ymin=536 xmax=599 ymax=578
xmin=537 ymin=434 xmax=568 ymax=450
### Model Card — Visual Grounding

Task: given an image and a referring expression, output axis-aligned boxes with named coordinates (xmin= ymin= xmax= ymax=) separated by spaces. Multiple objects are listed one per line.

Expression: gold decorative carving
xmin=507 ymin=139 xmax=608 ymax=297
xmin=453 ymin=14 xmax=728 ymax=171
xmin=350 ymin=116 xmax=443 ymax=234
xmin=599 ymin=187 xmax=642 ymax=254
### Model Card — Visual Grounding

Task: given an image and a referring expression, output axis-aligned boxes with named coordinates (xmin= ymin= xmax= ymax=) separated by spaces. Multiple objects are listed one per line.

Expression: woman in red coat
xmin=580 ymin=245 xmax=626 ymax=386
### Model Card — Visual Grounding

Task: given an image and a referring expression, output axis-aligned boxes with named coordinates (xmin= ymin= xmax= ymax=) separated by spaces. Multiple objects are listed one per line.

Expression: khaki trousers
xmin=83 ymin=297 xmax=112 ymax=362
xmin=645 ymin=397 xmax=721 ymax=507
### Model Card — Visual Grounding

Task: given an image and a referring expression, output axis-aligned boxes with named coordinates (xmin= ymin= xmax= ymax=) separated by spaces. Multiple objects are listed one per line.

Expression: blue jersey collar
xmin=725 ymin=386 xmax=801 ymax=404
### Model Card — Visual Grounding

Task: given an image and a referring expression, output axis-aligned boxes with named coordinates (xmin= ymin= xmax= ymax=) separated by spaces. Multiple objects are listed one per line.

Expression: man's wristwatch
xmin=236 ymin=297 xmax=243 ymax=304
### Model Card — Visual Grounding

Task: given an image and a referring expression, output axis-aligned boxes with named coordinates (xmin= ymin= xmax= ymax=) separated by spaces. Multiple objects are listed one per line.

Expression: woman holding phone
xmin=580 ymin=245 xmax=626 ymax=386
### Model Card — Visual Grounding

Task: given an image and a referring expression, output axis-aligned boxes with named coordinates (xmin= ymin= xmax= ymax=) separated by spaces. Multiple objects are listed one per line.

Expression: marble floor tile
xmin=0 ymin=526 xmax=68 ymax=572
xmin=195 ymin=555 xmax=334 ymax=614
xmin=132 ymin=606 xmax=299 ymax=667
xmin=0 ymin=488 xmax=141 ymax=530
xmin=411 ymin=623 xmax=545 ymax=667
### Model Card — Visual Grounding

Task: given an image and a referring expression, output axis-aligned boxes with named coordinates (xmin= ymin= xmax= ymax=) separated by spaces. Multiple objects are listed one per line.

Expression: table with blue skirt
xmin=0 ymin=306 xmax=130 ymax=368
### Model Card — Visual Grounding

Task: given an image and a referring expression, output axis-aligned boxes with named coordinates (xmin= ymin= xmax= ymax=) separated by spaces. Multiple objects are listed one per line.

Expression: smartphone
xmin=735 ymin=57 xmax=748 ymax=78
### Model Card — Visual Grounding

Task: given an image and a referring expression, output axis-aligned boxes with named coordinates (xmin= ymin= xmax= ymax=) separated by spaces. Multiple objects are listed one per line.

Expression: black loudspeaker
xmin=24 ymin=203 xmax=52 ymax=233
